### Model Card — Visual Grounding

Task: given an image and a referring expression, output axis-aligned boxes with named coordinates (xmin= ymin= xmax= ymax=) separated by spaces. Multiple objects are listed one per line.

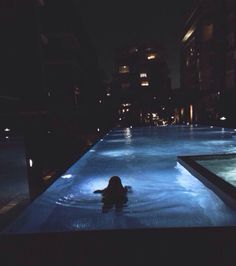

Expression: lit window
xmin=140 ymin=73 xmax=147 ymax=78
xmin=119 ymin=65 xmax=129 ymax=74
xmin=183 ymin=27 xmax=195 ymax=42
xmin=122 ymin=103 xmax=131 ymax=107
xmin=147 ymin=54 xmax=157 ymax=60
xmin=29 ymin=159 xmax=33 ymax=168
xmin=141 ymin=81 xmax=149 ymax=87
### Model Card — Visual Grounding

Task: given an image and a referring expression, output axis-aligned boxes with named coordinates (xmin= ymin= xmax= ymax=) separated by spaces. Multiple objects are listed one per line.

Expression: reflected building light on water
xmin=124 ymin=128 xmax=132 ymax=138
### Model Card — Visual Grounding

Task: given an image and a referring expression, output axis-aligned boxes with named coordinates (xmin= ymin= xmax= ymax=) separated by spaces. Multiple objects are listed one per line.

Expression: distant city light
xmin=162 ymin=107 xmax=165 ymax=111
xmin=147 ymin=54 xmax=157 ymax=60
xmin=169 ymin=97 xmax=172 ymax=100
xmin=4 ymin=128 xmax=10 ymax=132
xmin=106 ymin=93 xmax=111 ymax=97
xmin=171 ymin=116 xmax=175 ymax=119
xmin=220 ymin=117 xmax=226 ymax=121
xmin=97 ymin=128 xmax=100 ymax=132
xmin=190 ymin=104 xmax=193 ymax=123
xmin=99 ymin=100 xmax=102 ymax=104
xmin=217 ymin=91 xmax=221 ymax=95
xmin=48 ymin=92 xmax=51 ymax=97
xmin=153 ymin=96 xmax=157 ymax=100
xmin=141 ymin=81 xmax=149 ymax=87
xmin=119 ymin=118 xmax=122 ymax=121
xmin=122 ymin=103 xmax=131 ymax=107
xmin=183 ymin=27 xmax=195 ymax=42
xmin=5 ymin=136 xmax=9 ymax=139
xmin=130 ymin=126 xmax=133 ymax=129
xmin=119 ymin=65 xmax=129 ymax=74
xmin=140 ymin=73 xmax=147 ymax=78
xmin=29 ymin=159 xmax=33 ymax=168
xmin=210 ymin=126 xmax=214 ymax=128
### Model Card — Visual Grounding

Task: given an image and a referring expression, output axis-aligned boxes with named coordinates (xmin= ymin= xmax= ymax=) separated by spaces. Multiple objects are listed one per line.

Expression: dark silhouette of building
xmin=113 ymin=42 xmax=171 ymax=126
xmin=181 ymin=0 xmax=236 ymax=126
xmin=0 ymin=0 xmax=107 ymax=200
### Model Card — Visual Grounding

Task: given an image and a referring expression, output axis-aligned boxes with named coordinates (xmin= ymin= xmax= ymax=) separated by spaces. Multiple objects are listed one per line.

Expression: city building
xmin=113 ymin=42 xmax=171 ymax=126
xmin=181 ymin=0 xmax=236 ymax=125
xmin=0 ymin=0 xmax=107 ymax=200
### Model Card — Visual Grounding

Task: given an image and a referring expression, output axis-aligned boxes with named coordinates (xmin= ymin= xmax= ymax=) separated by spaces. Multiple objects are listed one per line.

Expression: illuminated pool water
xmin=197 ymin=156 xmax=236 ymax=187
xmin=4 ymin=125 xmax=236 ymax=233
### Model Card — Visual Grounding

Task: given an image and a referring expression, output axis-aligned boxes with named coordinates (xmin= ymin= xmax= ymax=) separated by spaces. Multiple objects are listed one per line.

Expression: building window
xmin=119 ymin=65 xmax=130 ymax=74
xmin=183 ymin=28 xmax=195 ymax=42
xmin=141 ymin=81 xmax=149 ymax=87
xmin=202 ymin=24 xmax=214 ymax=41
xmin=147 ymin=54 xmax=157 ymax=60
xmin=140 ymin=73 xmax=147 ymax=78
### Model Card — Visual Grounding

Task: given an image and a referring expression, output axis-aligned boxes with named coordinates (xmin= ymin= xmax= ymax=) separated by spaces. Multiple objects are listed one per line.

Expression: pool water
xmin=4 ymin=125 xmax=236 ymax=233
xmin=197 ymin=156 xmax=236 ymax=187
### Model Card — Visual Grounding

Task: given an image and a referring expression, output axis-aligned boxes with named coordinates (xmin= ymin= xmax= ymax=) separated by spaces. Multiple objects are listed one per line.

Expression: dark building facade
xmin=113 ymin=42 xmax=171 ymax=126
xmin=0 ymin=0 xmax=106 ymax=200
xmin=181 ymin=0 xmax=236 ymax=125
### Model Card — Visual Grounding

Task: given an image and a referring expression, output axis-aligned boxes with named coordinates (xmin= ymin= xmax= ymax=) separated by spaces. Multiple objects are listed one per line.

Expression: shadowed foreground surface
xmin=1 ymin=227 xmax=236 ymax=266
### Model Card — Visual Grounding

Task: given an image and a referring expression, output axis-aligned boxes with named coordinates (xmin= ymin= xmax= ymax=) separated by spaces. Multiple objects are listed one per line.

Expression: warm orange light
xmin=119 ymin=65 xmax=129 ymax=73
xmin=147 ymin=54 xmax=157 ymax=60
xmin=190 ymin=104 xmax=193 ymax=123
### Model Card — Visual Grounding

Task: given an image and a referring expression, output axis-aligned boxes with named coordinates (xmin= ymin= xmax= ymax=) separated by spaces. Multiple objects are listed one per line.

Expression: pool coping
xmin=178 ymin=153 xmax=236 ymax=210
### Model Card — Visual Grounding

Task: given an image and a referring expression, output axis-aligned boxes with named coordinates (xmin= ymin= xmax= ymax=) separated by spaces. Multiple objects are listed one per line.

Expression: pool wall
xmin=178 ymin=154 xmax=236 ymax=210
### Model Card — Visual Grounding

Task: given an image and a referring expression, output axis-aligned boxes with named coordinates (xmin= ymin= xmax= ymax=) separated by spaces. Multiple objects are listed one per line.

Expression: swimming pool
xmin=197 ymin=154 xmax=236 ymax=188
xmin=4 ymin=125 xmax=236 ymax=233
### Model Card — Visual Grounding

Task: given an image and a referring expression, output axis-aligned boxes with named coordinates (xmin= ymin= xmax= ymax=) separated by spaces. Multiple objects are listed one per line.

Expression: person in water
xmin=94 ymin=176 xmax=131 ymax=211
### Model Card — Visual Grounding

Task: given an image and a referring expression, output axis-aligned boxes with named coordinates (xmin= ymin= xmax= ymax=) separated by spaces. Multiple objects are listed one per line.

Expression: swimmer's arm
xmin=93 ymin=189 xmax=105 ymax=194
xmin=124 ymin=186 xmax=132 ymax=192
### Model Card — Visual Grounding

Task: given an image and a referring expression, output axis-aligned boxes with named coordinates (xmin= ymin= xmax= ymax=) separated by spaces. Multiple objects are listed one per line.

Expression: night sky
xmin=76 ymin=0 xmax=197 ymax=88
